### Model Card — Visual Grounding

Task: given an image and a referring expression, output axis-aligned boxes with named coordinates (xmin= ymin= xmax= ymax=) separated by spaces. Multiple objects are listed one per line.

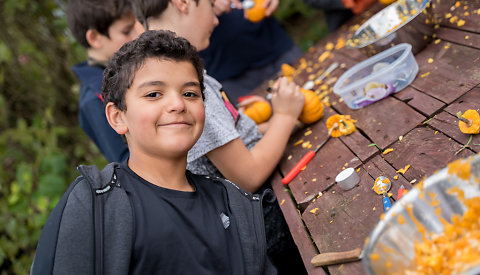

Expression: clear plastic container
xmin=333 ymin=43 xmax=418 ymax=109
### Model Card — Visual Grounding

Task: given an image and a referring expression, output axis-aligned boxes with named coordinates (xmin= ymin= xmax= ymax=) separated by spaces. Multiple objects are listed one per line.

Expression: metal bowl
xmin=348 ymin=0 xmax=434 ymax=56
xmin=362 ymin=154 xmax=480 ymax=274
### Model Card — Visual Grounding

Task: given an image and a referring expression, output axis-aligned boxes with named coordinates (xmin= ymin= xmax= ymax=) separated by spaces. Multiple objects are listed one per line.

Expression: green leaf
xmin=0 ymin=43 xmax=12 ymax=63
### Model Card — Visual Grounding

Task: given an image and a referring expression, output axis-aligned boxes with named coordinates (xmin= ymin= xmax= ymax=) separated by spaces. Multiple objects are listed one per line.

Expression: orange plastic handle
xmin=281 ymin=151 xmax=316 ymax=185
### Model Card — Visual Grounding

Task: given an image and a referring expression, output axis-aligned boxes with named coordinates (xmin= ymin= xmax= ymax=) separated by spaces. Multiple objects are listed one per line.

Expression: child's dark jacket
xmin=31 ymin=163 xmax=276 ymax=274
xmin=72 ymin=62 xmax=129 ymax=162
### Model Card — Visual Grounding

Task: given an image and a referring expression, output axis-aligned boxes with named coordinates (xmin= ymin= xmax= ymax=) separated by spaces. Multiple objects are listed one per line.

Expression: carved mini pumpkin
xmin=243 ymin=100 xmax=272 ymax=124
xmin=326 ymin=114 xmax=356 ymax=137
xmin=298 ymin=88 xmax=324 ymax=124
xmin=457 ymin=109 xmax=480 ymax=134
xmin=245 ymin=0 xmax=266 ymax=23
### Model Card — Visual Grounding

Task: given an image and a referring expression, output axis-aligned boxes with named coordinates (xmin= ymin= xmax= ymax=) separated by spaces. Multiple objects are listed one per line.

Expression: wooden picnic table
xmin=261 ymin=0 xmax=480 ymax=274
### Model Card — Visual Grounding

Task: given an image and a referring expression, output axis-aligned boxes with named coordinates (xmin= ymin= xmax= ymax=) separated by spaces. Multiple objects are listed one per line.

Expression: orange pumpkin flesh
xmin=458 ymin=109 xmax=480 ymax=134
xmin=243 ymin=101 xmax=272 ymax=124
xmin=299 ymin=88 xmax=324 ymax=124
xmin=245 ymin=0 xmax=266 ymax=23
xmin=326 ymin=114 xmax=356 ymax=137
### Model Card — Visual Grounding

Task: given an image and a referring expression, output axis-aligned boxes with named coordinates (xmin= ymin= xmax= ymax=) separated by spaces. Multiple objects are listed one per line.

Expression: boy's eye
xmin=184 ymin=91 xmax=200 ymax=98
xmin=146 ymin=91 xmax=161 ymax=98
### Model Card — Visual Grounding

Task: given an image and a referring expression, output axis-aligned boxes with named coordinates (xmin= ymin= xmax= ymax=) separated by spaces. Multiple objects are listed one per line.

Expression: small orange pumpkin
xmin=457 ymin=110 xmax=480 ymax=134
xmin=298 ymin=88 xmax=324 ymax=124
xmin=245 ymin=0 xmax=267 ymax=23
xmin=281 ymin=63 xmax=296 ymax=77
xmin=326 ymin=114 xmax=356 ymax=137
xmin=243 ymin=100 xmax=272 ymax=124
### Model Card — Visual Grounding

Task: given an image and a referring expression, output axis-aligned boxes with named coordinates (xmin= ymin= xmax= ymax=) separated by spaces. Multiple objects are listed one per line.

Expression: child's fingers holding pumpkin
xmin=263 ymin=0 xmax=279 ymax=17
xmin=271 ymin=79 xmax=304 ymax=118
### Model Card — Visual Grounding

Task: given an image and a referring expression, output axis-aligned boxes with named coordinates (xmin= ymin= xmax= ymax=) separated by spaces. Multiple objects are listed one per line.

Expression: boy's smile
xmin=117 ymin=58 xmax=205 ymax=159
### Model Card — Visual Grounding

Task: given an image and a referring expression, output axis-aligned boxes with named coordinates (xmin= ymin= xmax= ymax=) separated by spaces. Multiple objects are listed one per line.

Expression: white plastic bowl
xmin=333 ymin=43 xmax=418 ymax=109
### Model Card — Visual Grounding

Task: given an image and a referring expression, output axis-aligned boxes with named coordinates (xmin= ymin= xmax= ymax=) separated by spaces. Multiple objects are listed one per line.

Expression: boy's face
xmin=187 ymin=0 xmax=219 ymax=51
xmin=148 ymin=0 xmax=218 ymax=51
xmin=101 ymin=13 xmax=143 ymax=59
xmin=117 ymin=58 xmax=205 ymax=159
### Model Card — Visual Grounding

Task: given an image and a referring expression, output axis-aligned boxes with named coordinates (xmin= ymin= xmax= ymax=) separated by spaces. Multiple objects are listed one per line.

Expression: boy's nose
xmin=166 ymin=94 xmax=186 ymax=113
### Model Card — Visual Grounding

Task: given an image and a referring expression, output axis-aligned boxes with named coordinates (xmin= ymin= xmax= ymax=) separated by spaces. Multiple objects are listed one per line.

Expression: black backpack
xmin=30 ymin=163 xmax=132 ymax=275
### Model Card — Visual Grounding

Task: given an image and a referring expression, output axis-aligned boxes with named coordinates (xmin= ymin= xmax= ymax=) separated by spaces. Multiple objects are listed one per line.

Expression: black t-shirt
xmin=118 ymin=163 xmax=245 ymax=274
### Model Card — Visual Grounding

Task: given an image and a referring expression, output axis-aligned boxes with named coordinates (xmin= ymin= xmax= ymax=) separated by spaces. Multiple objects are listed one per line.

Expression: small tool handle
xmin=383 ymin=195 xmax=392 ymax=212
xmin=311 ymin=248 xmax=362 ymax=266
xmin=281 ymin=151 xmax=316 ymax=185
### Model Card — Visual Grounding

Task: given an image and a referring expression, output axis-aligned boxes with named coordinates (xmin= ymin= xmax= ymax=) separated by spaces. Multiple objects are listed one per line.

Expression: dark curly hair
xmin=102 ymin=30 xmax=205 ymax=110
xmin=67 ymin=0 xmax=133 ymax=48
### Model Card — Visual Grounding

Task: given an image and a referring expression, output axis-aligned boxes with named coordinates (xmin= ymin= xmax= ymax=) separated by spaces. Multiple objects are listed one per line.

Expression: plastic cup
xmin=335 ymin=167 xmax=360 ymax=190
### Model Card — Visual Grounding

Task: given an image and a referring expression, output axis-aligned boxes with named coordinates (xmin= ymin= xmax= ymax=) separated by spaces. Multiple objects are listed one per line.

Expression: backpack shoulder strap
xmin=30 ymin=175 xmax=85 ymax=275
xmin=212 ymin=177 xmax=277 ymax=275
xmin=31 ymin=163 xmax=132 ymax=275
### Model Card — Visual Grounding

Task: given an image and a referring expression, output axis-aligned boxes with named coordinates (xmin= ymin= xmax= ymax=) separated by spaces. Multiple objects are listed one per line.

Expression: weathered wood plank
xmin=302 ymin=168 xmax=382 ymax=275
xmin=427 ymin=111 xmax=480 ymax=152
xmin=393 ymin=86 xmax=446 ymax=117
xmin=411 ymin=40 xmax=480 ymax=103
xmin=436 ymin=26 xmax=480 ymax=50
xmin=336 ymin=96 xmax=425 ymax=149
xmin=285 ymin=135 xmax=362 ymax=205
xmin=432 ymin=0 xmax=480 ymax=33
xmin=382 ymin=127 xmax=475 ymax=182
xmin=270 ymin=172 xmax=327 ymax=275
xmin=444 ymin=86 xmax=480 ymax=117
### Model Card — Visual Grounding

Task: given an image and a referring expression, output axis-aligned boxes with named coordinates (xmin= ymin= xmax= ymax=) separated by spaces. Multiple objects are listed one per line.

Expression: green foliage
xmin=0 ymin=0 xmax=106 ymax=273
xmin=275 ymin=0 xmax=329 ymax=51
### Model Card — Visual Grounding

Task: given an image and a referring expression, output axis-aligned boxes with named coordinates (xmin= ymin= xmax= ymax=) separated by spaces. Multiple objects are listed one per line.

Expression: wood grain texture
xmin=270 ymin=172 xmax=327 ymax=275
xmin=393 ymin=86 xmax=446 ymax=117
xmin=382 ymin=127 xmax=475 ymax=182
xmin=427 ymin=111 xmax=480 ymax=152
xmin=302 ymin=168 xmax=381 ymax=275
xmin=411 ymin=41 xmax=480 ymax=104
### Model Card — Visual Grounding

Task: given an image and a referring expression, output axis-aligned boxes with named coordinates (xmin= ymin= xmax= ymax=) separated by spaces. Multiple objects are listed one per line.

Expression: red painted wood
xmin=436 ymin=26 xmax=480 ymax=50
xmin=340 ymin=96 xmax=425 ymax=149
xmin=302 ymin=168 xmax=382 ymax=275
xmin=433 ymin=0 xmax=480 ymax=33
xmin=444 ymin=86 xmax=480 ymax=117
xmin=270 ymin=172 xmax=327 ymax=275
xmin=411 ymin=41 xmax=480 ymax=104
xmin=382 ymin=127 xmax=475 ymax=182
xmin=427 ymin=111 xmax=480 ymax=152
xmin=393 ymin=86 xmax=446 ymax=117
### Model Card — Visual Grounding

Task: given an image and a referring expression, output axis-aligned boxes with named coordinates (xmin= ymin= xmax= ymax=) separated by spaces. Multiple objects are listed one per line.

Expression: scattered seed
xmin=310 ymin=208 xmax=319 ymax=214
xmin=420 ymin=72 xmax=430 ymax=78
xmin=280 ymin=199 xmax=285 ymax=206
xmin=383 ymin=148 xmax=394 ymax=155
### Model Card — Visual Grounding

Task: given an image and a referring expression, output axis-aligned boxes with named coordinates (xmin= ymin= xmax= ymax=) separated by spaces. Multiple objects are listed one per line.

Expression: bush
xmin=0 ymin=0 xmax=106 ymax=273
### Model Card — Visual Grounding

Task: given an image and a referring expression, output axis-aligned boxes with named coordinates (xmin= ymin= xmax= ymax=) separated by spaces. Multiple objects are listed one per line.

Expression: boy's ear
xmin=86 ymin=29 xmax=104 ymax=49
xmin=171 ymin=0 xmax=191 ymax=14
xmin=105 ymin=102 xmax=128 ymax=135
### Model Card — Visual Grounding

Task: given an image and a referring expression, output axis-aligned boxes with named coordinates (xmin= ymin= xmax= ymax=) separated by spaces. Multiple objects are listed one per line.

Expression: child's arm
xmin=207 ymin=77 xmax=304 ymax=193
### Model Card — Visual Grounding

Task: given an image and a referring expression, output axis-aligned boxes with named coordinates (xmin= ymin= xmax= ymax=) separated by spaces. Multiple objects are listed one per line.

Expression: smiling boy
xmin=31 ymin=30 xmax=274 ymax=274
xmin=131 ymin=0 xmax=306 ymax=273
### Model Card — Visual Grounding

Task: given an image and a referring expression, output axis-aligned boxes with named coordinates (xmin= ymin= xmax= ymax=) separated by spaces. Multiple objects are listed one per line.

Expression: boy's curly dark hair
xmin=102 ymin=30 xmax=205 ymax=110
xmin=67 ymin=0 xmax=133 ymax=48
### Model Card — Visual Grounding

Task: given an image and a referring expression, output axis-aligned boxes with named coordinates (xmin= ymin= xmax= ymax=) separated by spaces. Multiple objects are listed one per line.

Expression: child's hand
xmin=270 ymin=77 xmax=304 ymax=120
